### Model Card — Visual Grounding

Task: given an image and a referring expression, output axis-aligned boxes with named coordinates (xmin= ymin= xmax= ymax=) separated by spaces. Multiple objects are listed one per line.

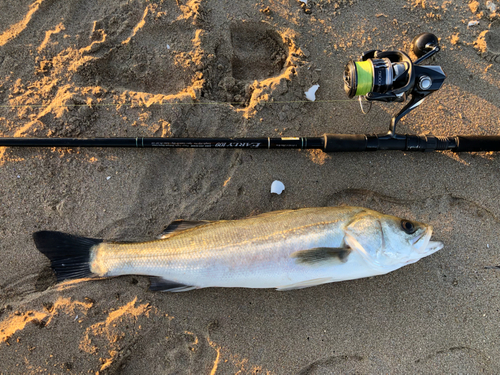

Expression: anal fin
xmin=149 ymin=276 xmax=196 ymax=292
xmin=276 ymin=278 xmax=333 ymax=291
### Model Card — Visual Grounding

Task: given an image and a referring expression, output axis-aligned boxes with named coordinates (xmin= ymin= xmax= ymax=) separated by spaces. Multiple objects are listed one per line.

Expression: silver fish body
xmin=34 ymin=206 xmax=443 ymax=292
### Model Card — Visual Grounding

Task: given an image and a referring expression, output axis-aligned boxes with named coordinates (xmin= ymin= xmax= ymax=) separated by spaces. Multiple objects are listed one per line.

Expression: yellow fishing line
xmin=354 ymin=61 xmax=373 ymax=96
xmin=0 ymin=99 xmax=355 ymax=110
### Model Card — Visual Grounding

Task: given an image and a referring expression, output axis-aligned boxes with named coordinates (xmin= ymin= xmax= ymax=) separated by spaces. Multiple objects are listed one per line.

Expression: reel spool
xmin=343 ymin=33 xmax=446 ymax=136
xmin=344 ymin=57 xmax=411 ymax=98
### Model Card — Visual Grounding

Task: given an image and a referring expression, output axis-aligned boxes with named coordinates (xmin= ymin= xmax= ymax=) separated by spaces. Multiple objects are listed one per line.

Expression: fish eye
xmin=401 ymin=220 xmax=417 ymax=234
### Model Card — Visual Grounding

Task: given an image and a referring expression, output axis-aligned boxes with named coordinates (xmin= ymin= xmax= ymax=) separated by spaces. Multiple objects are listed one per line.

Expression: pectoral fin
xmin=291 ymin=247 xmax=351 ymax=265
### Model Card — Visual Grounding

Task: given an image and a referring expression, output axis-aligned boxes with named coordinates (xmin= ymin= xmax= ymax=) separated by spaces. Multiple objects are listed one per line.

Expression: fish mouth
xmin=411 ymin=227 xmax=432 ymax=252
xmin=407 ymin=226 xmax=443 ymax=262
xmin=425 ymin=240 xmax=444 ymax=254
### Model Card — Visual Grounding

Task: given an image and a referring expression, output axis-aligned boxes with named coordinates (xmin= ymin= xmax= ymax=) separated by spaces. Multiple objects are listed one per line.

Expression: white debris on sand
xmin=305 ymin=84 xmax=320 ymax=102
xmin=486 ymin=1 xmax=497 ymax=13
xmin=271 ymin=180 xmax=285 ymax=195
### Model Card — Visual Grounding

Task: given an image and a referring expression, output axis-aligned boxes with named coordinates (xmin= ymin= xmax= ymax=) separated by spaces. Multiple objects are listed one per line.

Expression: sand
xmin=1 ymin=0 xmax=500 ymax=373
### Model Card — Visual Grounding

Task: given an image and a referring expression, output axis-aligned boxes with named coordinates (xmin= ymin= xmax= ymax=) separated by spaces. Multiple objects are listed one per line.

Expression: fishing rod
xmin=1 ymin=33 xmax=499 ymax=153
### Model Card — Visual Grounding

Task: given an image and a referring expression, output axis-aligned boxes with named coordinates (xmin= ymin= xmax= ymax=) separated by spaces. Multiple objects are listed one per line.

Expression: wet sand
xmin=1 ymin=0 xmax=500 ymax=373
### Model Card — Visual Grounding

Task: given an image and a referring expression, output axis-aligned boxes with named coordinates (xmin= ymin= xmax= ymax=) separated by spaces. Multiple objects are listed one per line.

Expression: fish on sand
xmin=33 ymin=206 xmax=443 ymax=292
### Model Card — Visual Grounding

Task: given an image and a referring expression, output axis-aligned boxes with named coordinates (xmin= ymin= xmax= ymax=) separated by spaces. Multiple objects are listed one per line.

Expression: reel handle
xmin=412 ymin=33 xmax=440 ymax=65
xmin=411 ymin=33 xmax=439 ymax=58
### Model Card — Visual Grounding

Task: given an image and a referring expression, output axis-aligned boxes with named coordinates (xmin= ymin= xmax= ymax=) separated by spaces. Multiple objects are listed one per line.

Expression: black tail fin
xmin=33 ymin=231 xmax=103 ymax=282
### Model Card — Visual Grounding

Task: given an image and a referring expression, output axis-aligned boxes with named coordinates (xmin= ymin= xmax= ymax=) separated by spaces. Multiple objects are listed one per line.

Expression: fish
xmin=33 ymin=206 xmax=443 ymax=292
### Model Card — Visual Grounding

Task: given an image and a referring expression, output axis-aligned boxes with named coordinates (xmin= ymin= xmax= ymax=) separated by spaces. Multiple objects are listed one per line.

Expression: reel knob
xmin=411 ymin=33 xmax=439 ymax=58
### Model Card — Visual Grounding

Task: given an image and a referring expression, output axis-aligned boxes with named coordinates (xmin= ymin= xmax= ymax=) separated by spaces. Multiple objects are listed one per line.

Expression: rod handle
xmin=454 ymin=136 xmax=500 ymax=152
xmin=323 ymin=134 xmax=367 ymax=152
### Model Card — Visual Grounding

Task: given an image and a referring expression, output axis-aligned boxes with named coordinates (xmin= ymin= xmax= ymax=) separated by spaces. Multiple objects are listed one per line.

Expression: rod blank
xmin=0 ymin=134 xmax=498 ymax=152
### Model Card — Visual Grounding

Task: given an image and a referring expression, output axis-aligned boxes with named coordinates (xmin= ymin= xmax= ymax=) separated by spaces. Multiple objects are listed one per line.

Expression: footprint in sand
xmin=76 ymin=11 xmax=203 ymax=97
xmin=208 ymin=21 xmax=291 ymax=109
xmin=118 ymin=328 xmax=219 ymax=374
xmin=230 ymin=23 xmax=287 ymax=82
xmin=476 ymin=20 xmax=500 ymax=65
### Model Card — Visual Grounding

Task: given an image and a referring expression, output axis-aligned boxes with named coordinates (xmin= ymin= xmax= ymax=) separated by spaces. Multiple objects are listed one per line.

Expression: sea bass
xmin=33 ymin=206 xmax=443 ymax=292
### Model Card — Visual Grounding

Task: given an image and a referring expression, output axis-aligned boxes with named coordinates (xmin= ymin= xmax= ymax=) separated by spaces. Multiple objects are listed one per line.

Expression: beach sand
xmin=1 ymin=0 xmax=500 ymax=373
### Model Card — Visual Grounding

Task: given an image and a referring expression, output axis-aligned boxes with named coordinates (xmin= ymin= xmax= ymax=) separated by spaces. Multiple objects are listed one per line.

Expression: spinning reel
xmin=343 ymin=33 xmax=446 ymax=137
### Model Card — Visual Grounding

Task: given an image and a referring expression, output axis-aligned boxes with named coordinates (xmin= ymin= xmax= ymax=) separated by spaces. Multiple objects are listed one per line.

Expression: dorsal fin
xmin=247 ymin=208 xmax=301 ymax=219
xmin=157 ymin=220 xmax=213 ymax=239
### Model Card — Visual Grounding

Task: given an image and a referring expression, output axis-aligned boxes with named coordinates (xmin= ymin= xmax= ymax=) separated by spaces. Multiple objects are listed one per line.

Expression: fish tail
xmin=33 ymin=231 xmax=103 ymax=282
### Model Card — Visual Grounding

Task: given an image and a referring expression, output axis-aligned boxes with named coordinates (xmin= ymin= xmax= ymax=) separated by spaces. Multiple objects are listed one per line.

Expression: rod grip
xmin=323 ymin=134 xmax=367 ymax=152
xmin=454 ymin=136 xmax=500 ymax=152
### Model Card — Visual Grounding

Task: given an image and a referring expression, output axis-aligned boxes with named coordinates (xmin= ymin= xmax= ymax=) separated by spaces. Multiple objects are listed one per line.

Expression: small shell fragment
xmin=486 ymin=1 xmax=497 ymax=12
xmin=305 ymin=84 xmax=320 ymax=102
xmin=468 ymin=20 xmax=480 ymax=27
xmin=271 ymin=180 xmax=285 ymax=195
